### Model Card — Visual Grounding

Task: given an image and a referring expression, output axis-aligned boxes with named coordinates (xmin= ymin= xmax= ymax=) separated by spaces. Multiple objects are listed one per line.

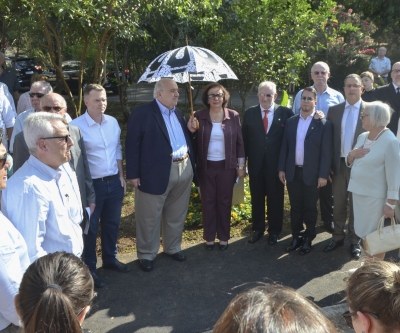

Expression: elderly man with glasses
xmin=292 ymin=61 xmax=344 ymax=234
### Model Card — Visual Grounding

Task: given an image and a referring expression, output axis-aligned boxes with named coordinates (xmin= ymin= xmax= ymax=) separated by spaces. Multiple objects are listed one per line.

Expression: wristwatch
xmin=386 ymin=202 xmax=396 ymax=209
xmin=238 ymin=166 xmax=245 ymax=170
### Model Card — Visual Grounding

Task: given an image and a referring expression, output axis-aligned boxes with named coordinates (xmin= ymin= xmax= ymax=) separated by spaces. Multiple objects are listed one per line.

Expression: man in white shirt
xmin=324 ymin=74 xmax=365 ymax=259
xmin=369 ymin=47 xmax=391 ymax=84
xmin=2 ymin=112 xmax=83 ymax=263
xmin=0 ymin=83 xmax=16 ymax=151
xmin=71 ymin=84 xmax=128 ymax=288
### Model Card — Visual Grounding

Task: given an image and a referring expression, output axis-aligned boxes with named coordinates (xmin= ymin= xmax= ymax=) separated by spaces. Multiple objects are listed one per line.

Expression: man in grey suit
xmin=323 ymin=74 xmax=365 ymax=259
xmin=12 ymin=93 xmax=95 ymax=232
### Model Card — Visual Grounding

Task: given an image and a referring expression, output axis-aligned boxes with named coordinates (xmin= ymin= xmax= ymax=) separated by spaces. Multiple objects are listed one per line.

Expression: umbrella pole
xmin=188 ymin=73 xmax=199 ymax=130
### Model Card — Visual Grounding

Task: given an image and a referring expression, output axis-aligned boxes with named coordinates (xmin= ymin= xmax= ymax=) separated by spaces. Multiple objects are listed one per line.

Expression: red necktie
xmin=263 ymin=109 xmax=269 ymax=132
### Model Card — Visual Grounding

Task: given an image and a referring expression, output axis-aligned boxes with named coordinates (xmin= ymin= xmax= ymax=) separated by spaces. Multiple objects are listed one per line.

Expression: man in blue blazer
xmin=278 ymin=87 xmax=333 ymax=254
xmin=126 ymin=78 xmax=196 ymax=272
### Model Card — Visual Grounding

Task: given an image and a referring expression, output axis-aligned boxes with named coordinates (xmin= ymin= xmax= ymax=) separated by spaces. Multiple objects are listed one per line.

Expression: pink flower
xmin=330 ymin=7 xmax=336 ymax=11
xmin=348 ymin=8 xmax=353 ymax=13
xmin=332 ymin=23 xmax=338 ymax=27
xmin=340 ymin=48 xmax=345 ymax=53
xmin=338 ymin=4 xmax=343 ymax=8
xmin=363 ymin=21 xmax=369 ymax=26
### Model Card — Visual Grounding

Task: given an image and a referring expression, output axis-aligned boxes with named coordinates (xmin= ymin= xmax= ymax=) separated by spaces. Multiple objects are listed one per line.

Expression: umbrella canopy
xmin=138 ymin=46 xmax=238 ymax=83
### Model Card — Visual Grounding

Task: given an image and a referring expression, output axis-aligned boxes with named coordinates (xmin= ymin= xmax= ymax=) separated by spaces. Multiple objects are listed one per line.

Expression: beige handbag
xmin=363 ymin=216 xmax=400 ymax=256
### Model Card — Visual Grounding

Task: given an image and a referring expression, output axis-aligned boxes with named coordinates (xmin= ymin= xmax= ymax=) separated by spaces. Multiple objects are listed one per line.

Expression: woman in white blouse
xmin=188 ymin=83 xmax=245 ymax=251
xmin=347 ymin=101 xmax=400 ymax=259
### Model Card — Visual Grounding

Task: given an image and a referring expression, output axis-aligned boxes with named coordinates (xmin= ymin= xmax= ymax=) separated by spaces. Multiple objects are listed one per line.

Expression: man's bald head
xmin=40 ymin=93 xmax=67 ymax=117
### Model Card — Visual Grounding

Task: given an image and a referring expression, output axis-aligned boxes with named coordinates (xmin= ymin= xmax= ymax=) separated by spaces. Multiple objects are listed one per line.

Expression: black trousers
xmin=286 ymin=167 xmax=319 ymax=240
xmin=319 ymin=181 xmax=333 ymax=223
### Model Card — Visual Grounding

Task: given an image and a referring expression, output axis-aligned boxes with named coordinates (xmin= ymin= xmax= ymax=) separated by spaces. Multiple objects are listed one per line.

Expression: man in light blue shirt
xmin=2 ymin=112 xmax=83 ymax=263
xmin=292 ymin=62 xmax=344 ymax=233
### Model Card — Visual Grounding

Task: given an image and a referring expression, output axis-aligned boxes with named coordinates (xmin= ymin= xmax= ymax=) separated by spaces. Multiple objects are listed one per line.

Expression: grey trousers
xmin=0 ymin=324 xmax=20 ymax=333
xmin=135 ymin=158 xmax=193 ymax=260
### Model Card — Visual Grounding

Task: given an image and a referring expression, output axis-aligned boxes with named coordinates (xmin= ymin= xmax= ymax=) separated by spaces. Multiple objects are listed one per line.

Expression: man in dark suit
xmin=126 ymin=78 xmax=195 ymax=272
xmin=242 ymin=81 xmax=294 ymax=245
xmin=324 ymin=74 xmax=365 ymax=259
xmin=12 ymin=93 xmax=95 ymax=233
xmin=278 ymin=87 xmax=332 ymax=255
xmin=374 ymin=62 xmax=400 ymax=135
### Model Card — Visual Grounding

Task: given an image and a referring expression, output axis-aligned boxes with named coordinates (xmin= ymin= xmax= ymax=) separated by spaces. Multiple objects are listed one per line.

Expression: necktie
xmin=343 ymin=106 xmax=354 ymax=156
xmin=397 ymin=88 xmax=400 ymax=94
xmin=263 ymin=109 xmax=269 ymax=133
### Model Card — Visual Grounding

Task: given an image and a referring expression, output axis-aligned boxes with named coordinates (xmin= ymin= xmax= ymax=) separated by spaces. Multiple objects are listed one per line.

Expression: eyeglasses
xmin=0 ymin=155 xmax=7 ymax=169
xmin=208 ymin=93 xmax=224 ymax=99
xmin=258 ymin=93 xmax=273 ymax=98
xmin=29 ymin=93 xmax=45 ymax=98
xmin=301 ymin=96 xmax=314 ymax=102
xmin=41 ymin=106 xmax=65 ymax=113
xmin=345 ymin=84 xmax=362 ymax=88
xmin=342 ymin=311 xmax=379 ymax=329
xmin=360 ymin=113 xmax=370 ymax=119
xmin=312 ymin=71 xmax=327 ymax=75
xmin=77 ymin=292 xmax=97 ymax=316
xmin=41 ymin=135 xmax=71 ymax=143
xmin=392 ymin=69 xmax=400 ymax=74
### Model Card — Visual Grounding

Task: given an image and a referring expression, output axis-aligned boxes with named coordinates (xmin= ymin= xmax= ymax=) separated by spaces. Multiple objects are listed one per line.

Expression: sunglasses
xmin=207 ymin=93 xmax=224 ymax=99
xmin=312 ymin=71 xmax=327 ymax=75
xmin=301 ymin=97 xmax=314 ymax=102
xmin=76 ymin=292 xmax=97 ymax=316
xmin=41 ymin=135 xmax=71 ymax=143
xmin=0 ymin=155 xmax=7 ymax=168
xmin=258 ymin=93 xmax=273 ymax=98
xmin=342 ymin=311 xmax=379 ymax=329
xmin=29 ymin=93 xmax=45 ymax=98
xmin=41 ymin=106 xmax=65 ymax=112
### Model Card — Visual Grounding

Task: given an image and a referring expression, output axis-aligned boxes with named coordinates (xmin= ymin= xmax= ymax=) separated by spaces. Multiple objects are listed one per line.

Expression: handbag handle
xmin=377 ymin=216 xmax=397 ymax=230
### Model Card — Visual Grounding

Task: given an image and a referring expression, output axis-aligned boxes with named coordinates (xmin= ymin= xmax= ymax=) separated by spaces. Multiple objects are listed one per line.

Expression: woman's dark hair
xmin=213 ymin=284 xmax=337 ymax=333
xmin=201 ymin=83 xmax=230 ymax=109
xmin=346 ymin=261 xmax=400 ymax=332
xmin=17 ymin=252 xmax=94 ymax=333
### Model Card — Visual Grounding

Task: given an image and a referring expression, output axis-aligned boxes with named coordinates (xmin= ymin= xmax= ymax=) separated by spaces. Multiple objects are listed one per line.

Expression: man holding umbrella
xmin=126 ymin=78 xmax=196 ymax=272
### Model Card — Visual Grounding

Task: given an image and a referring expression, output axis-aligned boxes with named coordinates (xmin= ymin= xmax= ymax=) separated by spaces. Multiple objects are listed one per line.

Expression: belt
xmin=295 ymin=165 xmax=303 ymax=168
xmin=172 ymin=153 xmax=189 ymax=162
xmin=93 ymin=174 xmax=119 ymax=181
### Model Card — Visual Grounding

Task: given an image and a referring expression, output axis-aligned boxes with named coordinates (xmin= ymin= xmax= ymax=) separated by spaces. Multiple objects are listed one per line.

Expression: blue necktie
xmin=343 ymin=106 xmax=354 ymax=156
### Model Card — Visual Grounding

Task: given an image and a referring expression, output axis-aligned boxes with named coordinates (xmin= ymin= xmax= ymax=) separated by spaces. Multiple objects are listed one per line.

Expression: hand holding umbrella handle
xmin=187 ymin=115 xmax=199 ymax=133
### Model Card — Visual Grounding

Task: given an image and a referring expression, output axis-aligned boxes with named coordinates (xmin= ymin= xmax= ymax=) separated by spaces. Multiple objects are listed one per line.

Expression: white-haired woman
xmin=346 ymin=101 xmax=400 ymax=260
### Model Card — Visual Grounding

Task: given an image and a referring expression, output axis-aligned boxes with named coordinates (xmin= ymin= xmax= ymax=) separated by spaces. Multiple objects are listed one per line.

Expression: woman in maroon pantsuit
xmin=188 ymin=83 xmax=245 ymax=251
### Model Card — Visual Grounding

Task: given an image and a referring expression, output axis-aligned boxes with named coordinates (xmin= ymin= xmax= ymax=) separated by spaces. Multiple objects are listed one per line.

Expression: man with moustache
xmin=71 ymin=84 xmax=128 ymax=288
xmin=2 ymin=112 xmax=83 ymax=262
xmin=126 ymin=78 xmax=195 ymax=272
xmin=323 ymin=74 xmax=365 ymax=259
xmin=278 ymin=87 xmax=332 ymax=255
xmin=292 ymin=62 xmax=344 ymax=233
xmin=242 ymin=81 xmax=294 ymax=245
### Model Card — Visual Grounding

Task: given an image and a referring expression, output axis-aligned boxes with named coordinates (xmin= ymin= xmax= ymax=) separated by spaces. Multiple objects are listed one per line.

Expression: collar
xmin=156 ymin=98 xmax=175 ymax=115
xmin=312 ymin=84 xmax=332 ymax=95
xmin=392 ymin=83 xmax=399 ymax=91
xmin=27 ymin=155 xmax=62 ymax=180
xmin=259 ymin=102 xmax=275 ymax=113
xmin=300 ymin=110 xmax=315 ymax=120
xmin=83 ymin=110 xmax=106 ymax=126
xmin=345 ymin=99 xmax=362 ymax=109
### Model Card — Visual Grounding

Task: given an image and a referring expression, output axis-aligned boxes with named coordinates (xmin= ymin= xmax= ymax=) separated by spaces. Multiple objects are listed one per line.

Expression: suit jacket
xmin=242 ymin=104 xmax=294 ymax=177
xmin=125 ymin=99 xmax=196 ymax=195
xmin=12 ymin=125 xmax=95 ymax=208
xmin=375 ymin=83 xmax=400 ymax=134
xmin=278 ymin=115 xmax=333 ymax=187
xmin=192 ymin=108 xmax=245 ymax=170
xmin=327 ymin=101 xmax=365 ymax=174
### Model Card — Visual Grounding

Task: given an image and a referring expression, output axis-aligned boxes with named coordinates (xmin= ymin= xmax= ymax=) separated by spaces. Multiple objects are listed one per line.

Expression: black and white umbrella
xmin=138 ymin=46 xmax=238 ymax=83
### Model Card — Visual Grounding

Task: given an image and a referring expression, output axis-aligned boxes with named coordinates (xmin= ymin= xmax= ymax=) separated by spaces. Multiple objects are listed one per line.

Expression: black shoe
xmin=90 ymin=271 xmax=105 ymax=288
xmin=205 ymin=243 xmax=215 ymax=251
xmin=139 ymin=259 xmax=153 ymax=272
xmin=285 ymin=236 xmax=304 ymax=252
xmin=268 ymin=234 xmax=278 ymax=245
xmin=323 ymin=221 xmax=334 ymax=233
xmin=323 ymin=239 xmax=344 ymax=252
xmin=102 ymin=260 xmax=131 ymax=273
xmin=350 ymin=244 xmax=361 ymax=259
xmin=248 ymin=231 xmax=264 ymax=244
xmin=170 ymin=251 xmax=186 ymax=262
xmin=299 ymin=238 xmax=312 ymax=255
xmin=219 ymin=242 xmax=229 ymax=251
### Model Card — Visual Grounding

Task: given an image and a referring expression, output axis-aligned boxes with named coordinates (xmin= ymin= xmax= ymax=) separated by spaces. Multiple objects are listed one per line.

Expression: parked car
xmin=6 ymin=57 xmax=42 ymax=88
xmin=103 ymin=64 xmax=131 ymax=94
xmin=45 ymin=60 xmax=82 ymax=93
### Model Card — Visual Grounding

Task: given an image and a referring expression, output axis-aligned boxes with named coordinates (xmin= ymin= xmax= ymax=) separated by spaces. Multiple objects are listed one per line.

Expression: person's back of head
xmin=346 ymin=261 xmax=400 ymax=333
xmin=213 ymin=284 xmax=337 ymax=333
xmin=16 ymin=252 xmax=95 ymax=333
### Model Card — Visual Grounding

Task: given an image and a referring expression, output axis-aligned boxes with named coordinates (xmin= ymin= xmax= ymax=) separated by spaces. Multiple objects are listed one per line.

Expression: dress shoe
xmin=170 ymin=251 xmax=186 ymax=262
xmin=267 ymin=234 xmax=278 ymax=245
xmin=285 ymin=236 xmax=304 ymax=252
xmin=90 ymin=271 xmax=105 ymax=288
xmin=299 ymin=238 xmax=312 ymax=255
xmin=102 ymin=260 xmax=132 ymax=273
xmin=323 ymin=239 xmax=344 ymax=252
xmin=350 ymin=244 xmax=361 ymax=259
xmin=323 ymin=221 xmax=334 ymax=233
xmin=205 ymin=243 xmax=215 ymax=251
xmin=139 ymin=259 xmax=153 ymax=272
xmin=248 ymin=231 xmax=264 ymax=244
xmin=219 ymin=242 xmax=229 ymax=251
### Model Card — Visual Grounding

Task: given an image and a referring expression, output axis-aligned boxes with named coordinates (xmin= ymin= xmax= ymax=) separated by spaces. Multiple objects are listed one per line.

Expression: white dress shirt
xmin=0 ymin=83 xmax=16 ymax=150
xmin=259 ymin=103 xmax=275 ymax=133
xmin=295 ymin=111 xmax=315 ymax=165
xmin=341 ymin=100 xmax=361 ymax=157
xmin=16 ymin=91 xmax=31 ymax=115
xmin=70 ymin=111 xmax=122 ymax=179
xmin=2 ymin=156 xmax=83 ymax=262
xmin=369 ymin=56 xmax=391 ymax=78
xmin=0 ymin=212 xmax=30 ymax=330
